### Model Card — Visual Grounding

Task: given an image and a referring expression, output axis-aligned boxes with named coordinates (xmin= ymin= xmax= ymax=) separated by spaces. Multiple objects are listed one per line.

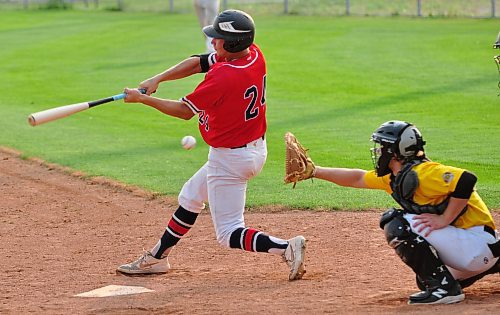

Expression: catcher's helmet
xmin=203 ymin=10 xmax=255 ymax=53
xmin=370 ymin=121 xmax=426 ymax=176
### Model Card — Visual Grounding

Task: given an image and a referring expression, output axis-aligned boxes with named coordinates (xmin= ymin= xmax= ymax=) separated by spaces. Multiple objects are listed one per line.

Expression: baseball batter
xmin=117 ymin=10 xmax=306 ymax=281
xmin=193 ymin=0 xmax=220 ymax=52
xmin=287 ymin=121 xmax=499 ymax=305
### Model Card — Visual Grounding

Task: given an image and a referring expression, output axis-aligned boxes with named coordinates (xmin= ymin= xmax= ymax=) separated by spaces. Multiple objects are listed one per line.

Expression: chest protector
xmin=390 ymin=160 xmax=449 ymax=215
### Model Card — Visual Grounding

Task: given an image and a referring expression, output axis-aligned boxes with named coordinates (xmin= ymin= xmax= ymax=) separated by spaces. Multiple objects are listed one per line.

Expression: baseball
xmin=181 ymin=135 xmax=196 ymax=150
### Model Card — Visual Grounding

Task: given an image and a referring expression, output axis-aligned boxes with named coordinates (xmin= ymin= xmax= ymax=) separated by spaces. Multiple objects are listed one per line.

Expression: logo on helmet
xmin=218 ymin=21 xmax=252 ymax=33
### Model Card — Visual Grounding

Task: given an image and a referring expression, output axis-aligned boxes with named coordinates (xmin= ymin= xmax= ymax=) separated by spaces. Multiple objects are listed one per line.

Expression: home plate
xmin=75 ymin=285 xmax=154 ymax=298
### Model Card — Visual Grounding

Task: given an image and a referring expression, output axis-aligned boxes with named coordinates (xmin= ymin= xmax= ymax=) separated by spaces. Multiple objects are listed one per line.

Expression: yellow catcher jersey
xmin=364 ymin=161 xmax=495 ymax=230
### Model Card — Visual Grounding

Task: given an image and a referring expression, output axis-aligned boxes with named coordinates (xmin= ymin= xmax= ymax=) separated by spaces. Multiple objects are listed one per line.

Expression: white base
xmin=74 ymin=285 xmax=154 ymax=298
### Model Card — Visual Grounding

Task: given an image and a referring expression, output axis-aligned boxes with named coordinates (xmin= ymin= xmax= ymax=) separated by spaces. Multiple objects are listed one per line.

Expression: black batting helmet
xmin=203 ymin=10 xmax=255 ymax=53
xmin=370 ymin=121 xmax=426 ymax=176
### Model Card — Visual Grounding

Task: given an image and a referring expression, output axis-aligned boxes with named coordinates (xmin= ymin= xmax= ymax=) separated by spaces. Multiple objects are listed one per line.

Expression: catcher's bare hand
xmin=284 ymin=132 xmax=316 ymax=188
xmin=412 ymin=213 xmax=449 ymax=237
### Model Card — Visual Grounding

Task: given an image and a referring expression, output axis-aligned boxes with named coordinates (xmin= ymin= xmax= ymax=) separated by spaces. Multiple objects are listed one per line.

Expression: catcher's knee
xmin=379 ymin=207 xmax=405 ymax=230
xmin=382 ymin=211 xmax=412 ymax=248
xmin=383 ymin=212 xmax=446 ymax=275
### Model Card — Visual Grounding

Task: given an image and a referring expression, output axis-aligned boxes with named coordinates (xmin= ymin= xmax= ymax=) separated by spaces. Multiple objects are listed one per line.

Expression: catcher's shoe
xmin=408 ymin=281 xmax=464 ymax=305
xmin=283 ymin=236 xmax=306 ymax=281
xmin=116 ymin=251 xmax=170 ymax=275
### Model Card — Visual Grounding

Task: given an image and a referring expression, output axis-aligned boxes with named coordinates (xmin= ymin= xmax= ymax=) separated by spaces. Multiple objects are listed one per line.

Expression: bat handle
xmin=113 ymin=87 xmax=148 ymax=100
xmin=89 ymin=88 xmax=149 ymax=107
xmin=112 ymin=93 xmax=126 ymax=101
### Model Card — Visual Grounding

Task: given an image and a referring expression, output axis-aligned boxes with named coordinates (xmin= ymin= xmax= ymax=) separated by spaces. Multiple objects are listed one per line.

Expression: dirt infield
xmin=0 ymin=148 xmax=498 ymax=314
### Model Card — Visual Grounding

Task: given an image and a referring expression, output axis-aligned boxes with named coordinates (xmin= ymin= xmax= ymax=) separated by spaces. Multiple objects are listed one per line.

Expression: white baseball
xmin=181 ymin=135 xmax=196 ymax=150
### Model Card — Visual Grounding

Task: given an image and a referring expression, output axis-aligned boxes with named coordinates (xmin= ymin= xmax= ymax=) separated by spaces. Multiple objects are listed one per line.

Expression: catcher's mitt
xmin=284 ymin=132 xmax=316 ymax=188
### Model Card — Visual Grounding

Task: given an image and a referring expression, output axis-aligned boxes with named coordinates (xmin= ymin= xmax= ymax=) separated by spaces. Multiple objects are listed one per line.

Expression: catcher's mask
xmin=203 ymin=10 xmax=255 ymax=53
xmin=370 ymin=121 xmax=426 ymax=177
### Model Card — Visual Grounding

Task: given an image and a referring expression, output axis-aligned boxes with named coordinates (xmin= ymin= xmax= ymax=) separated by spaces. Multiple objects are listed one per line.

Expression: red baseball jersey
xmin=181 ymin=44 xmax=267 ymax=148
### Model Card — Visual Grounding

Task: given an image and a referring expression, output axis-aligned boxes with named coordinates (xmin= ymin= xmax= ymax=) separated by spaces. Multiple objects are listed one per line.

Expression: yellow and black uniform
xmin=363 ymin=161 xmax=495 ymax=231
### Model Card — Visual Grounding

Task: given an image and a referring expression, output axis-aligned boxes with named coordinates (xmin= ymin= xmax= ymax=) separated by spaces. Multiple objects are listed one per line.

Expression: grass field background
xmin=0 ymin=10 xmax=499 ymax=210
xmin=2 ymin=0 xmax=499 ymax=18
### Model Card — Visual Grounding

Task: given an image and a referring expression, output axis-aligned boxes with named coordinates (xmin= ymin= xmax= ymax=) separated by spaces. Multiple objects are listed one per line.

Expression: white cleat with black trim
xmin=283 ymin=236 xmax=306 ymax=281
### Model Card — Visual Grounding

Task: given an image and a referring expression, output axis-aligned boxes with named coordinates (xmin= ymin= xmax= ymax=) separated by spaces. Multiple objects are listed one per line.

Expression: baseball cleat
xmin=407 ymin=282 xmax=464 ymax=305
xmin=283 ymin=235 xmax=306 ymax=281
xmin=116 ymin=251 xmax=170 ymax=275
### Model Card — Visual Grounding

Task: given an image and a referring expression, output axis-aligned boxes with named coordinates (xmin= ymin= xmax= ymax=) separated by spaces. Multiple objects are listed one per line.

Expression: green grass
xmin=2 ymin=0 xmax=499 ymax=18
xmin=0 ymin=11 xmax=499 ymax=210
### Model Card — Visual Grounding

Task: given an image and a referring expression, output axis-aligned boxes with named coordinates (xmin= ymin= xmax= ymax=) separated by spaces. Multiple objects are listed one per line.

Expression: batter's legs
xmin=206 ymin=144 xmax=306 ymax=280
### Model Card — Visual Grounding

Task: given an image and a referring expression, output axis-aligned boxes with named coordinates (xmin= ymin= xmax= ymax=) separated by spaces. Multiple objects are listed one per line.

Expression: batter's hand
xmin=123 ymin=88 xmax=144 ymax=103
xmin=139 ymin=78 xmax=159 ymax=95
xmin=412 ymin=213 xmax=448 ymax=237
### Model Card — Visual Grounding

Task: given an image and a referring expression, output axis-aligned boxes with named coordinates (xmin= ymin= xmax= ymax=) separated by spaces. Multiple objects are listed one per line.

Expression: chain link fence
xmin=0 ymin=0 xmax=498 ymax=17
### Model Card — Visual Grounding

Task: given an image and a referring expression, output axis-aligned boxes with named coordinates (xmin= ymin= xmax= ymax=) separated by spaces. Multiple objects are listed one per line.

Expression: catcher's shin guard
xmin=382 ymin=213 xmax=461 ymax=293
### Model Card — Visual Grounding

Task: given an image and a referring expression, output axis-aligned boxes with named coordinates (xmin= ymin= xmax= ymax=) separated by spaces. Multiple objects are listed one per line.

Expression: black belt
xmin=484 ymin=225 xmax=496 ymax=237
xmin=230 ymin=135 xmax=265 ymax=149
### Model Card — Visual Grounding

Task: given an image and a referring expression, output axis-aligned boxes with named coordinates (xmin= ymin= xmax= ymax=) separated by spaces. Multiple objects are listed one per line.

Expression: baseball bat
xmin=28 ymin=88 xmax=146 ymax=127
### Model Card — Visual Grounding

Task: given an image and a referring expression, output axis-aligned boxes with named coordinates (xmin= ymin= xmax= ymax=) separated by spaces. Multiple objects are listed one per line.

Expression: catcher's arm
xmin=314 ymin=167 xmax=368 ymax=188
xmin=284 ymin=132 xmax=316 ymax=188
xmin=284 ymin=132 xmax=369 ymax=189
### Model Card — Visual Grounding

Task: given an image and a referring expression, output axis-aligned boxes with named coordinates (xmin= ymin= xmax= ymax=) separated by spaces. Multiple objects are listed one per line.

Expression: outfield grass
xmin=2 ymin=0 xmax=499 ymax=18
xmin=0 ymin=11 xmax=498 ymax=210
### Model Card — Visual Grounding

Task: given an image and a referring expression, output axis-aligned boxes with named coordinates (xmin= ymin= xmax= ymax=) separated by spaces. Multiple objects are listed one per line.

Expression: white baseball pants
xmin=404 ymin=213 xmax=499 ymax=280
xmin=178 ymin=137 xmax=267 ymax=247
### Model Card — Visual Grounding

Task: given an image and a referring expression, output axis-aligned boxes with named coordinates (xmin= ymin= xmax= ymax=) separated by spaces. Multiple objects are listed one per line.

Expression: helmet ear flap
xmin=397 ymin=125 xmax=426 ymax=160
xmin=223 ymin=37 xmax=253 ymax=53
xmin=223 ymin=40 xmax=238 ymax=53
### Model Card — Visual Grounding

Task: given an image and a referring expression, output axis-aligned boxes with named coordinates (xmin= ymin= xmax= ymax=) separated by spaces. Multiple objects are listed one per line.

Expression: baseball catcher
xmin=287 ymin=121 xmax=499 ymax=305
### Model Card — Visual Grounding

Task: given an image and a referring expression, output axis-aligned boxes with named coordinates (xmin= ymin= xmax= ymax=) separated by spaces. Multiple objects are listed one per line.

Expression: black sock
xmin=229 ymin=227 xmax=288 ymax=252
xmin=152 ymin=206 xmax=198 ymax=259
